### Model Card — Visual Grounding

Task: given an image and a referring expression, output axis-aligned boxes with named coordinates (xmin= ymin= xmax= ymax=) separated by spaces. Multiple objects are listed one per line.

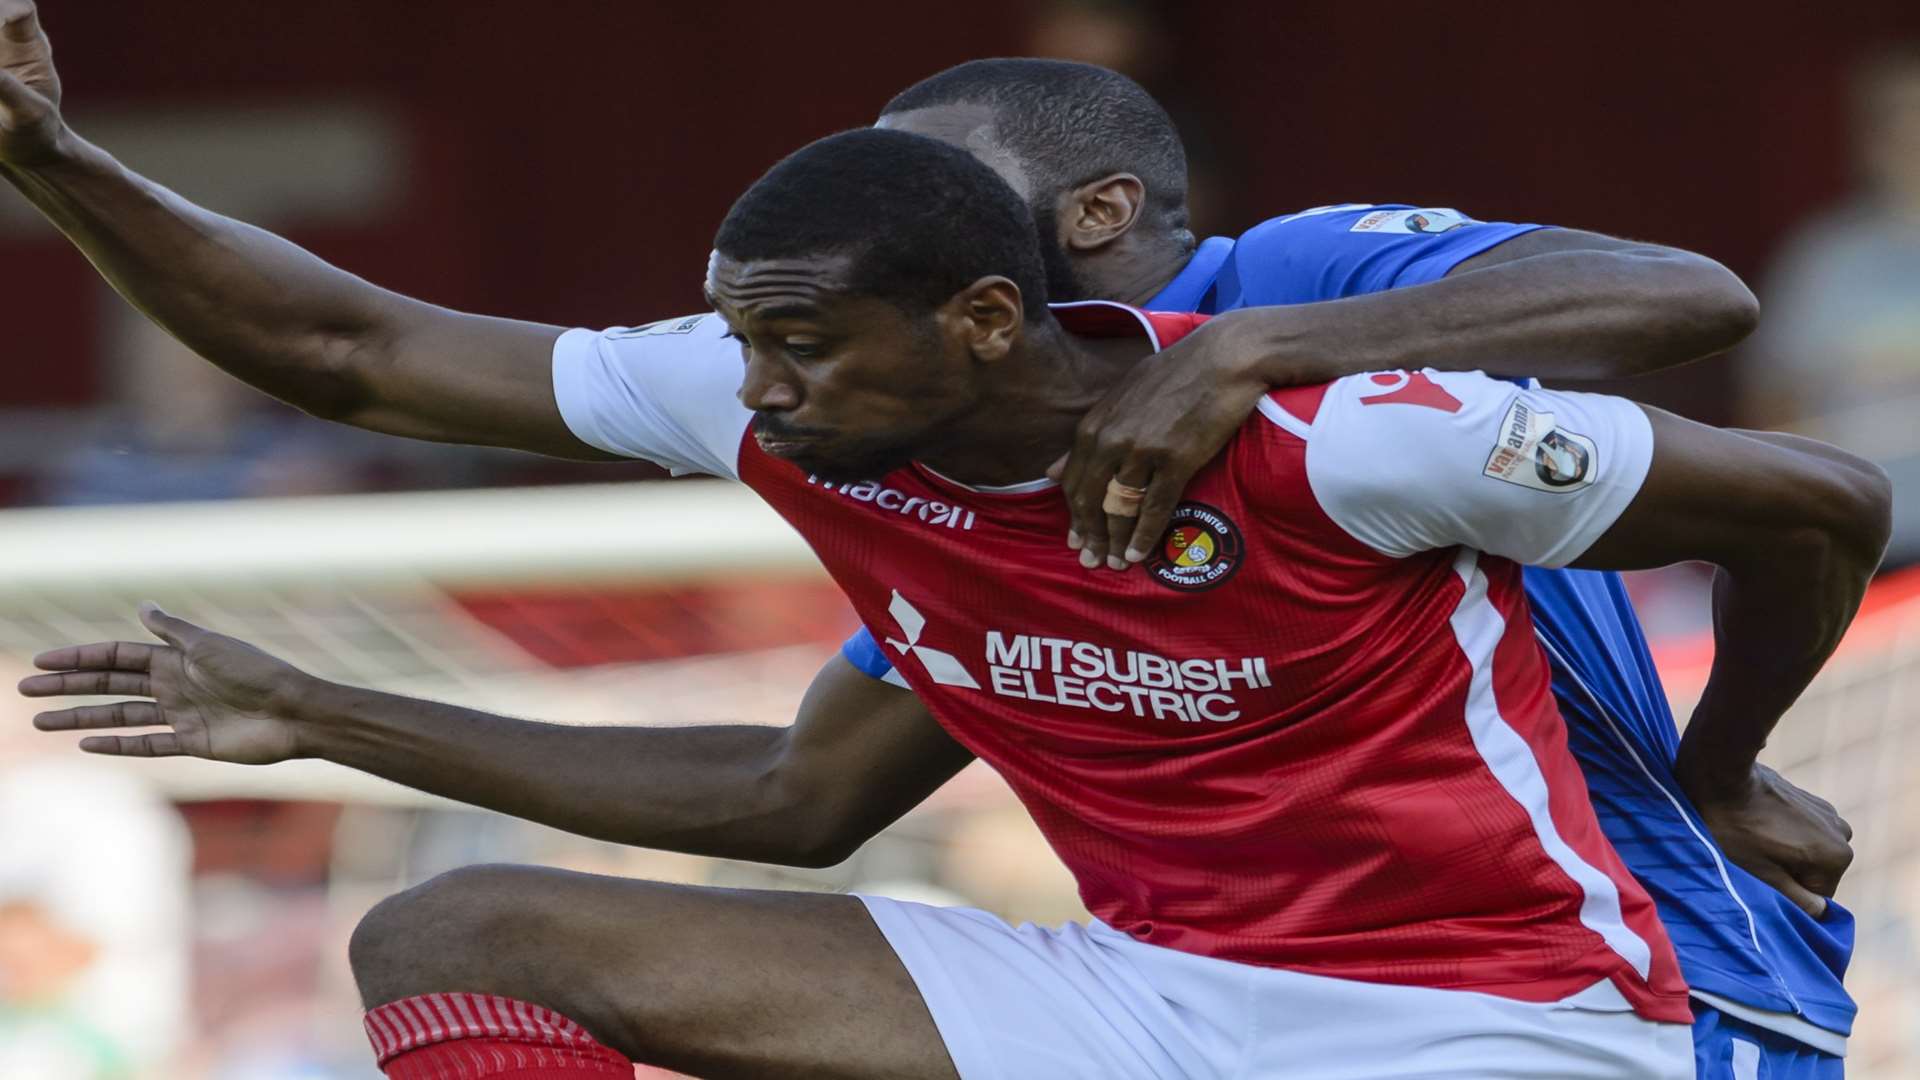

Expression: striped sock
xmin=364 ymin=992 xmax=635 ymax=1078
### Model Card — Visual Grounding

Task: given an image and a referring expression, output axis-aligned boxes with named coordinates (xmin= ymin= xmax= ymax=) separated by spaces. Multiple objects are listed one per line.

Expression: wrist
xmin=273 ymin=673 xmax=352 ymax=760
xmin=1673 ymin=744 xmax=1759 ymax=805
xmin=4 ymin=122 xmax=87 ymax=175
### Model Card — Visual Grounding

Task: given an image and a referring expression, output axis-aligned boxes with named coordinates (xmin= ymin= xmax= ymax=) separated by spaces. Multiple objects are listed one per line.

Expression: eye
xmin=785 ymin=340 xmax=825 ymax=359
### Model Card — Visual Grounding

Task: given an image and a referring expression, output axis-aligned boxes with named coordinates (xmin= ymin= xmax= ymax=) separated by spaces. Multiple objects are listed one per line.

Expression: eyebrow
xmin=753 ymin=303 xmax=826 ymax=321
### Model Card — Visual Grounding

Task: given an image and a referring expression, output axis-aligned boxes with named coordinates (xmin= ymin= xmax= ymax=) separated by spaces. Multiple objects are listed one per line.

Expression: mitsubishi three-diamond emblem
xmin=882 ymin=591 xmax=980 ymax=689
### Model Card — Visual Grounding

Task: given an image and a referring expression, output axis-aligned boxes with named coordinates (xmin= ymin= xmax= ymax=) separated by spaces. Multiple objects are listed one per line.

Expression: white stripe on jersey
xmin=1447 ymin=548 xmax=1654 ymax=979
xmin=1256 ymin=395 xmax=1313 ymax=439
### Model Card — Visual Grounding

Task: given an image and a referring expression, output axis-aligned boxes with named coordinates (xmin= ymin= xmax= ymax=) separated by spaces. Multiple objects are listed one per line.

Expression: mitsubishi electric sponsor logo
xmin=986 ymin=632 xmax=1273 ymax=723
xmin=809 ymin=477 xmax=976 ymax=530
xmin=883 ymin=592 xmax=980 ymax=688
xmin=881 ymin=592 xmax=1272 ymax=723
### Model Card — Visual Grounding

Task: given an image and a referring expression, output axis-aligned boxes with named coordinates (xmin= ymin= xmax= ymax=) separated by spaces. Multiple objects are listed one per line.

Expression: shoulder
xmin=551 ymin=313 xmax=753 ymax=479
xmin=1220 ymin=204 xmax=1548 ymax=304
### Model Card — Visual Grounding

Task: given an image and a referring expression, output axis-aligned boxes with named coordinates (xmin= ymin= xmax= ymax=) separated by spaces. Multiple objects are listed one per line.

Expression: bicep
xmin=1572 ymin=408 xmax=1887 ymax=573
xmin=777 ymin=656 xmax=976 ymax=854
xmin=1444 ymin=227 xmax=1637 ymax=276
xmin=349 ymin=295 xmax=603 ymax=458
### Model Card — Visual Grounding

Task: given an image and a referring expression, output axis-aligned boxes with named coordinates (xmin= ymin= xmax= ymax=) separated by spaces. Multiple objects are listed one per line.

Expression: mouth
xmin=753 ymin=429 xmax=821 ymax=457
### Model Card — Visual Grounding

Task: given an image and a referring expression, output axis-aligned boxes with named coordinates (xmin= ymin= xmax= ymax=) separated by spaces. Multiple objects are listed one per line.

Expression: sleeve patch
xmin=1349 ymin=207 xmax=1476 ymax=235
xmin=609 ymin=314 xmax=711 ymax=338
xmin=1483 ymin=399 xmax=1597 ymax=492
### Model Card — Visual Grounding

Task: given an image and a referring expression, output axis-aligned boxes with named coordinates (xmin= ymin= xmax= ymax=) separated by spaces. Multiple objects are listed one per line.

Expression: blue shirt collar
xmin=1143 ymin=235 xmax=1234 ymax=313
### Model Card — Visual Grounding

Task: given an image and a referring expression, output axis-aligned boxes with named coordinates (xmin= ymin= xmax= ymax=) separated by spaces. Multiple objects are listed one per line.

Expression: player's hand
xmin=0 ymin=2 xmax=67 ymax=168
xmin=19 ymin=604 xmax=312 ymax=765
xmin=1684 ymin=762 xmax=1853 ymax=918
xmin=1051 ymin=312 xmax=1273 ymax=571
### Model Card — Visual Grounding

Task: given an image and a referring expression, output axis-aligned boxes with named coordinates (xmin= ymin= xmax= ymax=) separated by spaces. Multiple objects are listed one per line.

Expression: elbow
xmin=1638 ymin=252 xmax=1760 ymax=371
xmin=746 ymin=752 xmax=870 ymax=869
xmin=1840 ymin=459 xmax=1895 ymax=570
xmin=787 ymin=832 xmax=862 ymax=870
xmin=781 ymin=796 xmax=871 ymax=868
xmin=1696 ymin=266 xmax=1761 ymax=355
xmin=1795 ymin=454 xmax=1894 ymax=576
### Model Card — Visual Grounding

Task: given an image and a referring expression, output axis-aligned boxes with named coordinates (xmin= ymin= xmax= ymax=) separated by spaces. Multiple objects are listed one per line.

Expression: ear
xmin=945 ymin=276 xmax=1026 ymax=364
xmin=1061 ymin=173 xmax=1147 ymax=252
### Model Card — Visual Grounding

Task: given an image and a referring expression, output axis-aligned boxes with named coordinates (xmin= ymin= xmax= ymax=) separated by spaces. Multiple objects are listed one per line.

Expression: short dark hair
xmin=881 ymin=58 xmax=1191 ymax=238
xmin=714 ymin=128 xmax=1050 ymax=317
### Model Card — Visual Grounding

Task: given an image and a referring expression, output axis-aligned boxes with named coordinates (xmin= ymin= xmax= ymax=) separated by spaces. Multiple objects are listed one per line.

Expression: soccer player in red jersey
xmin=22 ymin=126 xmax=1890 ymax=1077
xmin=0 ymin=6 xmax=1877 ymax=1076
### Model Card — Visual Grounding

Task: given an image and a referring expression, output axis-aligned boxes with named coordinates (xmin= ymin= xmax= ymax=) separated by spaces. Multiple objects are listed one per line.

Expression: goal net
xmin=1658 ymin=567 xmax=1920 ymax=1077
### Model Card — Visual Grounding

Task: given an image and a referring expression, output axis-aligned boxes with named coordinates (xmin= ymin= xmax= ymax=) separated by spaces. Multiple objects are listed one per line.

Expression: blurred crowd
xmin=1746 ymin=45 xmax=1920 ymax=566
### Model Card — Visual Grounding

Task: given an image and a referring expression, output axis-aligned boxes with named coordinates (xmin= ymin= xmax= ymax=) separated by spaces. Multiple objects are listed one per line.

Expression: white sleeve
xmin=551 ymin=313 xmax=754 ymax=480
xmin=1302 ymin=370 xmax=1654 ymax=567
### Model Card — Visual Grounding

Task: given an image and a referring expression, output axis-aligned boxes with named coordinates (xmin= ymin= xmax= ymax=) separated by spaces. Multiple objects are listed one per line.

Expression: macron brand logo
xmin=884 ymin=592 xmax=981 ymax=688
xmin=809 ymin=477 xmax=977 ymax=530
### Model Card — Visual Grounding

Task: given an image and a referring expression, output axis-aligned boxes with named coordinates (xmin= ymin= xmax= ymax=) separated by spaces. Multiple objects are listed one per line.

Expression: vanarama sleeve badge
xmin=1483 ymin=399 xmax=1597 ymax=492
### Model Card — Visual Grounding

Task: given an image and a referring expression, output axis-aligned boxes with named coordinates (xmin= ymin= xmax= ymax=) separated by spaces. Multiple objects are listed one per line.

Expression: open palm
xmin=0 ymin=2 xmax=65 ymax=167
xmin=20 ymin=605 xmax=309 ymax=765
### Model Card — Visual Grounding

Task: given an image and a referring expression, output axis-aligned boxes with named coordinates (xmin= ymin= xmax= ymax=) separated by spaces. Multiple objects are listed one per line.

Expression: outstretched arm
xmin=1060 ymin=226 xmax=1759 ymax=569
xmin=0 ymin=2 xmax=592 ymax=457
xmin=21 ymin=606 xmax=975 ymax=867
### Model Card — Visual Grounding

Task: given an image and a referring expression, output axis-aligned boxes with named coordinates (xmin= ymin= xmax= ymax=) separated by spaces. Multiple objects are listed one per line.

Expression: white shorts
xmin=859 ymin=895 xmax=1693 ymax=1080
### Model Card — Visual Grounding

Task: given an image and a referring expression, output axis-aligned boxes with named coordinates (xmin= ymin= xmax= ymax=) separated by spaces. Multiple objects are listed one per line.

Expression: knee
xmin=350 ymin=863 xmax=537 ymax=1006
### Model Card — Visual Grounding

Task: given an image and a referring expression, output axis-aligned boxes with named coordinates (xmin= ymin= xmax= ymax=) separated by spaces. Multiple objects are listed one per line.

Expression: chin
xmin=787 ymin=444 xmax=916 ymax=486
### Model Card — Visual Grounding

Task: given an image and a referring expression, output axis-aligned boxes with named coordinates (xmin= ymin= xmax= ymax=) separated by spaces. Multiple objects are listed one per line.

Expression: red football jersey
xmin=553 ymin=302 xmax=1690 ymax=1022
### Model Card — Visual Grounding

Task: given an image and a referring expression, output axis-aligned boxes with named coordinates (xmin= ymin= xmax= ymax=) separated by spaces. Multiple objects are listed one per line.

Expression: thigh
xmin=356 ymin=865 xmax=958 ymax=1080
xmin=861 ymin=898 xmax=1256 ymax=1080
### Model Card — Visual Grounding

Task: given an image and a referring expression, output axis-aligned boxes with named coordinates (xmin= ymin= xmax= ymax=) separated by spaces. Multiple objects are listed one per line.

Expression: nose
xmin=738 ymin=351 xmax=801 ymax=412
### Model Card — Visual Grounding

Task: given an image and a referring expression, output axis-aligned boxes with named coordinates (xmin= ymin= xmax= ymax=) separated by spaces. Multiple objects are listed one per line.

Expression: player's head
xmin=710 ymin=127 xmax=1051 ymax=483
xmin=877 ymin=58 xmax=1193 ymax=301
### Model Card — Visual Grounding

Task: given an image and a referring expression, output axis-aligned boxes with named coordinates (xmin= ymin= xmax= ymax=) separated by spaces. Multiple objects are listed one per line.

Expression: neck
xmin=916 ymin=320 xmax=1152 ymax=488
xmin=1083 ymin=230 xmax=1195 ymax=307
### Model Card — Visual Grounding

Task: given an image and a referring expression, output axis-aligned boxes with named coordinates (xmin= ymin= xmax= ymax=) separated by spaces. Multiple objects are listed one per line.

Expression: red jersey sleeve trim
xmin=1049 ymin=302 xmax=1211 ymax=351
xmin=1257 ymin=384 xmax=1330 ymax=440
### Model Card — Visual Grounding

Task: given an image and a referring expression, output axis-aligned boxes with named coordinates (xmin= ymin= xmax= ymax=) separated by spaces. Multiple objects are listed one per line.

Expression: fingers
xmin=1 ymin=3 xmax=39 ymax=44
xmin=33 ymin=700 xmax=162 ymax=731
xmin=31 ymin=639 xmax=157 ymax=674
xmin=1122 ymin=466 xmax=1192 ymax=565
xmin=78 ymin=733 xmax=184 ymax=758
xmin=18 ymin=668 xmax=151 ymax=698
xmin=1098 ymin=464 xmax=1155 ymax=571
xmin=1791 ymin=838 xmax=1854 ymax=899
xmin=0 ymin=66 xmax=34 ymax=110
xmin=1060 ymin=426 xmax=1121 ymax=567
xmin=1752 ymin=861 xmax=1829 ymax=919
xmin=139 ymin=602 xmax=205 ymax=648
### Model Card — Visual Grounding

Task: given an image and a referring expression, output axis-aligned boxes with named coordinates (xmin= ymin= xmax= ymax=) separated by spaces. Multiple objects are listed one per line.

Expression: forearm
xmin=2 ymin=134 xmax=404 ymax=418
xmin=1677 ymin=434 xmax=1890 ymax=794
xmin=1222 ymin=245 xmax=1756 ymax=383
xmin=293 ymin=678 xmax=817 ymax=864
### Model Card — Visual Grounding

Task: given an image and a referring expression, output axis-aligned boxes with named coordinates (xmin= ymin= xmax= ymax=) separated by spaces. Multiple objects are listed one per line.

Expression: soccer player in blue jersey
xmin=860 ymin=60 xmax=1858 ymax=1078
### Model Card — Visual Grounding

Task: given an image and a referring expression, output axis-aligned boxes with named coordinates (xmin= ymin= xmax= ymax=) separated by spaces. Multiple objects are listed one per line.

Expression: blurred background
xmin=2 ymin=1 xmax=1919 ymax=1076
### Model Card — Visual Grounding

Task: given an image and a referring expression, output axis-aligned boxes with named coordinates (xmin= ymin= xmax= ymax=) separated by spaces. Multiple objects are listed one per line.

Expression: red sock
xmin=364 ymin=992 xmax=635 ymax=1078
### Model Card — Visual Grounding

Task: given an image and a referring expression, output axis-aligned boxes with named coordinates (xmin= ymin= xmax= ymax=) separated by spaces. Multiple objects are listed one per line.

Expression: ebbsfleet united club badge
xmin=1146 ymin=502 xmax=1244 ymax=592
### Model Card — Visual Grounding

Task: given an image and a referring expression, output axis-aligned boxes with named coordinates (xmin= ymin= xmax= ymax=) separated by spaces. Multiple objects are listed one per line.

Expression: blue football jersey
xmin=842 ymin=203 xmax=1855 ymax=1044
